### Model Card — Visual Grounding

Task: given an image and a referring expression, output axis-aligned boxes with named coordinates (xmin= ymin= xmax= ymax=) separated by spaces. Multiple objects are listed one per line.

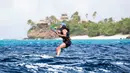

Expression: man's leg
xmin=56 ymin=43 xmax=66 ymax=56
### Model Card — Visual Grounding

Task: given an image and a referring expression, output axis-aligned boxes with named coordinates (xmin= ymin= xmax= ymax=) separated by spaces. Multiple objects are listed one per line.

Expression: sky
xmin=0 ymin=0 xmax=130 ymax=39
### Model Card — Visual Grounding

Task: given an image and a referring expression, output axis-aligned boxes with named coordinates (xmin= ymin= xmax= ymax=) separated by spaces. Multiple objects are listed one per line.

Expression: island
xmin=27 ymin=11 xmax=130 ymax=39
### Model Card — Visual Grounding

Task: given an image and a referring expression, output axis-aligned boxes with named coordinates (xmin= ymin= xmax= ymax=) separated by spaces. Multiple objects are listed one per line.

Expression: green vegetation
xmin=28 ymin=11 xmax=130 ymax=37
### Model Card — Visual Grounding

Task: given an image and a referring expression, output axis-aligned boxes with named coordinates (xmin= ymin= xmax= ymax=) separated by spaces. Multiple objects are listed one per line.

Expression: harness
xmin=59 ymin=27 xmax=70 ymax=42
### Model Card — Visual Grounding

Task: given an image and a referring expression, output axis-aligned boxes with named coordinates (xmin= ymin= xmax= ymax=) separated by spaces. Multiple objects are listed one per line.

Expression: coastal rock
xmin=27 ymin=23 xmax=58 ymax=39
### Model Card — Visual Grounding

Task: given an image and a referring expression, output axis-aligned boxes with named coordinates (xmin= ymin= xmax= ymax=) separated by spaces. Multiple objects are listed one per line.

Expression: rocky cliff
xmin=27 ymin=23 xmax=58 ymax=39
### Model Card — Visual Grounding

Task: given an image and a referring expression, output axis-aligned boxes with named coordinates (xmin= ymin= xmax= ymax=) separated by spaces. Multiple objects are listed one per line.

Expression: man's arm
xmin=57 ymin=29 xmax=67 ymax=38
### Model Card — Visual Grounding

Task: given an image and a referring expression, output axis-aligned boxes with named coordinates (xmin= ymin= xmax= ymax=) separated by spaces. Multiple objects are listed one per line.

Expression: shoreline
xmin=1 ymin=34 xmax=129 ymax=40
xmin=56 ymin=34 xmax=130 ymax=40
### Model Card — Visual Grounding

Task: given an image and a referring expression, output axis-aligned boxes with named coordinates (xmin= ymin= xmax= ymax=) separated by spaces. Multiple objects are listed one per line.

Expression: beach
xmin=56 ymin=34 xmax=129 ymax=40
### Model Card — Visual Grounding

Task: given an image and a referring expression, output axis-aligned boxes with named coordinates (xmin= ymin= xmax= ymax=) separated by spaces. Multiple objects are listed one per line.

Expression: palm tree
xmin=27 ymin=19 xmax=32 ymax=25
xmin=86 ymin=14 xmax=88 ymax=19
xmin=71 ymin=11 xmax=78 ymax=17
xmin=92 ymin=11 xmax=97 ymax=19
xmin=71 ymin=11 xmax=81 ymax=23
xmin=104 ymin=18 xmax=108 ymax=23
xmin=27 ymin=19 xmax=36 ymax=26
xmin=108 ymin=17 xmax=113 ymax=23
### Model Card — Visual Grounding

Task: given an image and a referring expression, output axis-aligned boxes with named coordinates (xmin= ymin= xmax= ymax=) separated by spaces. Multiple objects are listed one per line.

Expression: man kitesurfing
xmin=51 ymin=22 xmax=71 ymax=56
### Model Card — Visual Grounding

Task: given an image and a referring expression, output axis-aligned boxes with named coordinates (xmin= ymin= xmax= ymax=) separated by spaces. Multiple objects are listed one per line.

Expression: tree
xmin=108 ymin=17 xmax=113 ymax=23
xmin=119 ymin=18 xmax=130 ymax=34
xmin=27 ymin=19 xmax=36 ymax=26
xmin=86 ymin=13 xmax=88 ymax=19
xmin=27 ymin=19 xmax=32 ymax=25
xmin=103 ymin=24 xmax=117 ymax=36
xmin=92 ymin=11 xmax=97 ymax=19
xmin=87 ymin=22 xmax=100 ymax=37
xmin=71 ymin=11 xmax=79 ymax=17
xmin=50 ymin=15 xmax=58 ymax=24
xmin=71 ymin=11 xmax=81 ymax=23
xmin=104 ymin=18 xmax=108 ymax=23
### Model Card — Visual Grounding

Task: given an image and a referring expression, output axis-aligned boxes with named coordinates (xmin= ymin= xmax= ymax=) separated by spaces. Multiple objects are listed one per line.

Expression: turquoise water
xmin=0 ymin=39 xmax=130 ymax=73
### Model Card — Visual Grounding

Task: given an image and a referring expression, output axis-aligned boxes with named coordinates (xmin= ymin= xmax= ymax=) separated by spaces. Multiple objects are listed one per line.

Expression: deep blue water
xmin=0 ymin=39 xmax=130 ymax=73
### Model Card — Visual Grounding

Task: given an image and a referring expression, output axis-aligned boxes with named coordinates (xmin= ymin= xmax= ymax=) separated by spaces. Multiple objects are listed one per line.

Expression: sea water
xmin=0 ymin=39 xmax=130 ymax=73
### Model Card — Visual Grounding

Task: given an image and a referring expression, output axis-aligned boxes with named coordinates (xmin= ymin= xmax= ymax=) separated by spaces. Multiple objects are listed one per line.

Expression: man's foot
xmin=56 ymin=54 xmax=59 ymax=57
